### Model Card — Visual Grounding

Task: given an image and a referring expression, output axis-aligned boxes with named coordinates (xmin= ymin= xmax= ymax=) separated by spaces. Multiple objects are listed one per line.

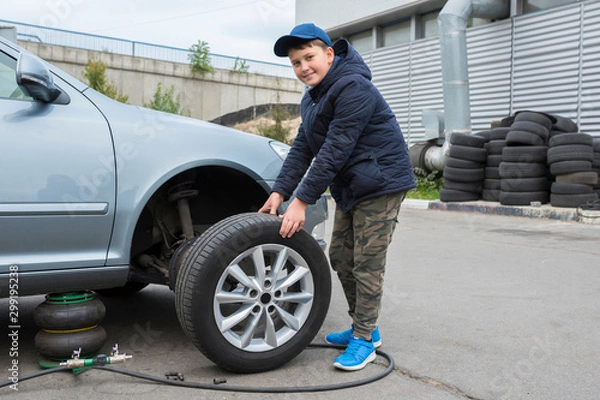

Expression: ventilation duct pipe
xmin=422 ymin=0 xmax=509 ymax=172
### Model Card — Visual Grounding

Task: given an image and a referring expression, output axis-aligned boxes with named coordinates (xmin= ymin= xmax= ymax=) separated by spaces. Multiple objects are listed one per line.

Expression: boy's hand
xmin=279 ymin=198 xmax=308 ymax=238
xmin=258 ymin=192 xmax=285 ymax=215
xmin=258 ymin=193 xmax=307 ymax=238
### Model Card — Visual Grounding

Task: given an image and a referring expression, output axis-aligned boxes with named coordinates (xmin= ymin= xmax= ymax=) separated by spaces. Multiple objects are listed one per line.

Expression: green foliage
xmin=233 ymin=57 xmax=250 ymax=73
xmin=407 ymin=167 xmax=443 ymax=200
xmin=82 ymin=56 xmax=129 ymax=103
xmin=257 ymin=103 xmax=292 ymax=145
xmin=144 ymin=82 xmax=188 ymax=116
xmin=188 ymin=40 xmax=214 ymax=76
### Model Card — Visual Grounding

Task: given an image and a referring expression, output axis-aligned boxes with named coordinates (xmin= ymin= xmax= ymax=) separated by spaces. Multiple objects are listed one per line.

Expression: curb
xmin=402 ymin=198 xmax=600 ymax=225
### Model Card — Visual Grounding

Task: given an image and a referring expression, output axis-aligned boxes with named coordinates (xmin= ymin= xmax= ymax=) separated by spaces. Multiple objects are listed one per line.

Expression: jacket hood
xmin=309 ymin=39 xmax=371 ymax=100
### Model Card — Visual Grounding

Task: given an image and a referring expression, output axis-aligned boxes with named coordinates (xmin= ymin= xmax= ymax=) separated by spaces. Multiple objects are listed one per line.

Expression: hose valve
xmin=59 ymin=344 xmax=132 ymax=369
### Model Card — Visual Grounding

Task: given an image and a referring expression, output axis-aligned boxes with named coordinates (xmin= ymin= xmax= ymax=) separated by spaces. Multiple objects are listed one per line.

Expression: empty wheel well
xmin=129 ymin=165 xmax=270 ymax=282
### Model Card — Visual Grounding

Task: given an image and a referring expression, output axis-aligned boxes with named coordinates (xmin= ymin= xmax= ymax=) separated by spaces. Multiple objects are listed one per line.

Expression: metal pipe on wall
xmin=422 ymin=0 xmax=509 ymax=172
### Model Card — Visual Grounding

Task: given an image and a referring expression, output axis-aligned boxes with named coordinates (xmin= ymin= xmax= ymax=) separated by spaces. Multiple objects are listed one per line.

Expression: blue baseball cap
xmin=274 ymin=23 xmax=332 ymax=57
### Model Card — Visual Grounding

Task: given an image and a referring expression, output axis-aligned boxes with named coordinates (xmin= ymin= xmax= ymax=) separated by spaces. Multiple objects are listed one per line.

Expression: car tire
xmin=506 ymin=130 xmax=546 ymax=146
xmin=484 ymin=179 xmax=501 ymax=191
xmin=509 ymin=121 xmax=550 ymax=139
xmin=552 ymin=116 xmax=578 ymax=133
xmin=448 ymin=145 xmax=488 ymax=163
xmin=443 ymin=178 xmax=482 ymax=193
xmin=514 ymin=111 xmax=553 ymax=130
xmin=446 ymin=156 xmax=482 ymax=169
xmin=443 ymin=166 xmax=485 ymax=182
xmin=550 ymin=193 xmax=599 ymax=208
xmin=550 ymin=160 xmax=592 ymax=176
xmin=482 ymin=189 xmax=500 ymax=201
xmin=501 ymin=177 xmax=549 ymax=192
xmin=490 ymin=127 xmax=510 ymax=140
xmin=549 ymin=133 xmax=593 ymax=147
xmin=547 ymin=144 xmax=594 ymax=164
xmin=555 ymin=171 xmax=599 ymax=185
xmin=487 ymin=155 xmax=503 ymax=167
xmin=485 ymin=167 xmax=501 ymax=179
xmin=550 ymin=182 xmax=593 ymax=194
xmin=175 ymin=213 xmax=331 ymax=373
xmin=502 ymin=146 xmax=548 ymax=163
xmin=485 ymin=140 xmax=507 ymax=155
xmin=439 ymin=188 xmax=480 ymax=202
xmin=499 ymin=191 xmax=549 ymax=205
xmin=450 ymin=132 xmax=487 ymax=148
xmin=499 ymin=162 xmax=547 ymax=179
xmin=474 ymin=130 xmax=492 ymax=141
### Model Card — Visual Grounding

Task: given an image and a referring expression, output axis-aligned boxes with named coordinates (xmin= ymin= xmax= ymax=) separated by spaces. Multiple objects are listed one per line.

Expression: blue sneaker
xmin=333 ymin=337 xmax=376 ymax=371
xmin=325 ymin=326 xmax=382 ymax=348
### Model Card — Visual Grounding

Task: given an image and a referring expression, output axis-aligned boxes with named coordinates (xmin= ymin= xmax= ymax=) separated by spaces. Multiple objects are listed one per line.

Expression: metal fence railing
xmin=0 ymin=19 xmax=295 ymax=79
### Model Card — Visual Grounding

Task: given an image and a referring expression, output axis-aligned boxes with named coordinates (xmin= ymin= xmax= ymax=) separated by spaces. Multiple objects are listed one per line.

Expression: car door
xmin=0 ymin=46 xmax=116 ymax=282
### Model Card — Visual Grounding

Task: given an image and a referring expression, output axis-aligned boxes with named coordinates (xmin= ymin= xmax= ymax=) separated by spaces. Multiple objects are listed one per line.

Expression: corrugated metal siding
xmin=363 ymin=0 xmax=600 ymax=141
xmin=370 ymin=44 xmax=412 ymax=140
xmin=370 ymin=37 xmax=442 ymax=144
xmin=581 ymin=1 xmax=600 ymax=135
xmin=512 ymin=6 xmax=582 ymax=119
xmin=466 ymin=20 xmax=513 ymax=132
xmin=408 ymin=38 xmax=443 ymax=143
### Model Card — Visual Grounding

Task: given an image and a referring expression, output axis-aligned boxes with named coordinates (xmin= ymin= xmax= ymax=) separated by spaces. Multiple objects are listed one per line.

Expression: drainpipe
xmin=422 ymin=0 xmax=509 ymax=172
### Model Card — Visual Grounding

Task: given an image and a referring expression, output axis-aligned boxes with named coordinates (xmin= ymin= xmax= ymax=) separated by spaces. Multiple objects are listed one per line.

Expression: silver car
xmin=0 ymin=36 xmax=331 ymax=372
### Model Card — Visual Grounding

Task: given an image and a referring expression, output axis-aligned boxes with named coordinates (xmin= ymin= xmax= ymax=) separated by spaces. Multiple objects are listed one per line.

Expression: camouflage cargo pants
xmin=328 ymin=191 xmax=406 ymax=340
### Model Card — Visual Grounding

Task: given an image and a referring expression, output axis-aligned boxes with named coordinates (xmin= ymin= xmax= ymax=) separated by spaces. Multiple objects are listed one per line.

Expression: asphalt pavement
xmin=1 ymin=199 xmax=599 ymax=399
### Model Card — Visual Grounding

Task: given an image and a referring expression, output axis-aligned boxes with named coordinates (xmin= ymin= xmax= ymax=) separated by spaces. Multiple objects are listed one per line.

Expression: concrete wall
xmin=19 ymin=41 xmax=303 ymax=122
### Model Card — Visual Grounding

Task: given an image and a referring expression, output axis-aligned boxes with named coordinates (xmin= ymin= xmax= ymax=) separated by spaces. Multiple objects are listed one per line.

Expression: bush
xmin=233 ymin=57 xmax=249 ymax=73
xmin=188 ymin=41 xmax=214 ymax=76
xmin=257 ymin=103 xmax=292 ymax=145
xmin=82 ymin=56 xmax=128 ymax=103
xmin=408 ymin=167 xmax=443 ymax=200
xmin=144 ymin=83 xmax=188 ymax=116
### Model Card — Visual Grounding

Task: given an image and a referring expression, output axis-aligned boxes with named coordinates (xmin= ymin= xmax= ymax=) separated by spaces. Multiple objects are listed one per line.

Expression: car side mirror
xmin=16 ymin=52 xmax=62 ymax=103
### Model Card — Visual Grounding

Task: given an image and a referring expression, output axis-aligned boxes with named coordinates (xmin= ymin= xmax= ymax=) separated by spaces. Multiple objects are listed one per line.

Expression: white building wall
xmin=296 ymin=0 xmax=426 ymax=30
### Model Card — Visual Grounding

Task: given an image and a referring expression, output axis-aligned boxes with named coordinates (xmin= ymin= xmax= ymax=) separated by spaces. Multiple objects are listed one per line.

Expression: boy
xmin=259 ymin=23 xmax=415 ymax=371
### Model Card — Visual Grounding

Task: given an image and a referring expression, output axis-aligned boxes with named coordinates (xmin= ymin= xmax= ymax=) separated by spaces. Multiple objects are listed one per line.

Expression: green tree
xmin=82 ymin=56 xmax=128 ymax=103
xmin=188 ymin=40 xmax=214 ymax=76
xmin=144 ymin=82 xmax=188 ymax=116
xmin=258 ymin=103 xmax=292 ymax=145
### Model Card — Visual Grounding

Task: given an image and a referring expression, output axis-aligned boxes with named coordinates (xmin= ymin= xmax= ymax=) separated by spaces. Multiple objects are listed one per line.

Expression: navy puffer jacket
xmin=272 ymin=39 xmax=415 ymax=212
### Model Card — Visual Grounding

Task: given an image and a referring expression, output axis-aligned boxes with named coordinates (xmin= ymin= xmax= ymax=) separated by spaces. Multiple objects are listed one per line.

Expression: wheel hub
xmin=214 ymin=244 xmax=315 ymax=352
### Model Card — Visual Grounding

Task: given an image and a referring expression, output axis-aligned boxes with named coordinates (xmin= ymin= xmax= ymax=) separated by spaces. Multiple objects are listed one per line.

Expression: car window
xmin=0 ymin=51 xmax=32 ymax=100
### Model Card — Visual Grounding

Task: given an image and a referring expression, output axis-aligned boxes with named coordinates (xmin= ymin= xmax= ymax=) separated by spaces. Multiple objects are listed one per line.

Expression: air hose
xmin=0 ymin=343 xmax=395 ymax=393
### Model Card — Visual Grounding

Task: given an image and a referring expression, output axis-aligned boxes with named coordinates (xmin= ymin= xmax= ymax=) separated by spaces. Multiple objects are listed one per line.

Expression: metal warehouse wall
xmin=363 ymin=1 xmax=600 ymax=144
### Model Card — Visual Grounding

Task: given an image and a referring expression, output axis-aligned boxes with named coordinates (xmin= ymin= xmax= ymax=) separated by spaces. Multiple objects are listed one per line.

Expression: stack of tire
xmin=548 ymin=132 xmax=599 ymax=207
xmin=499 ymin=112 xmax=552 ymax=205
xmin=594 ymin=138 xmax=600 ymax=197
xmin=34 ymin=291 xmax=107 ymax=361
xmin=439 ymin=132 xmax=488 ymax=202
xmin=551 ymin=115 xmax=579 ymax=137
xmin=481 ymin=127 xmax=510 ymax=201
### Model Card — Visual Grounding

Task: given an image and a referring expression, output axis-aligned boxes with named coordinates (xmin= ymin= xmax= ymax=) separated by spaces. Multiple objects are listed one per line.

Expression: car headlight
xmin=269 ymin=141 xmax=291 ymax=160
xmin=311 ymin=220 xmax=326 ymax=243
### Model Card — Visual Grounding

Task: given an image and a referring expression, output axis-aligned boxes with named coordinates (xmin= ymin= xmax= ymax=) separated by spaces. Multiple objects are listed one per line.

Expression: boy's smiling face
xmin=288 ymin=44 xmax=334 ymax=87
